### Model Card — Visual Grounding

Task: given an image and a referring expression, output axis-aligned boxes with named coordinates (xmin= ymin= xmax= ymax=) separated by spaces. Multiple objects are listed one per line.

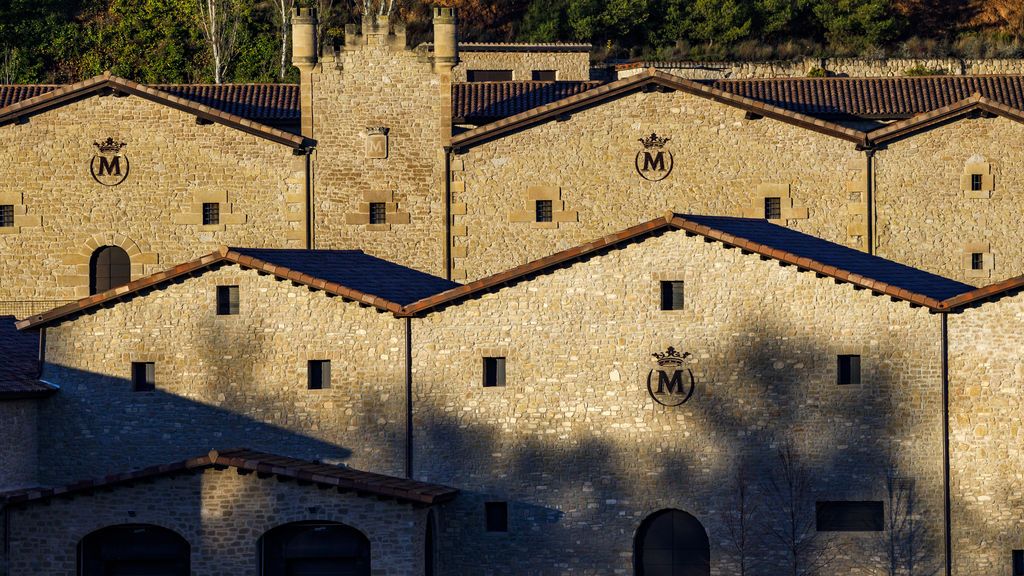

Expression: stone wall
xmin=38 ymin=263 xmax=406 ymax=484
xmin=413 ymin=228 xmax=946 ymax=575
xmin=873 ymin=115 xmax=1024 ymax=284
xmin=949 ymin=295 xmax=1024 ymax=574
xmin=309 ymin=23 xmax=447 ymax=276
xmin=453 ymin=49 xmax=591 ymax=82
xmin=452 ymin=88 xmax=862 ymax=281
xmin=617 ymin=58 xmax=1024 ymax=79
xmin=3 ymin=466 xmax=430 ymax=575
xmin=0 ymin=94 xmax=306 ymax=313
xmin=0 ymin=400 xmax=38 ymax=491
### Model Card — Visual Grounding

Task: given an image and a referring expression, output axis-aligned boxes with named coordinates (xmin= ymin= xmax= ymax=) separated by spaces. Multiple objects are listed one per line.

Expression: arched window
xmin=258 ymin=521 xmax=371 ymax=576
xmin=635 ymin=509 xmax=710 ymax=576
xmin=78 ymin=524 xmax=189 ymax=576
xmin=89 ymin=246 xmax=131 ymax=294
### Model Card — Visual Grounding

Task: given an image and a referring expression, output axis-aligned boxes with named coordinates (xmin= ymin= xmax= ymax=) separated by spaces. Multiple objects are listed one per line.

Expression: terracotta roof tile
xmin=0 ymin=316 xmax=54 ymax=398
xmin=452 ymin=80 xmax=602 ymax=123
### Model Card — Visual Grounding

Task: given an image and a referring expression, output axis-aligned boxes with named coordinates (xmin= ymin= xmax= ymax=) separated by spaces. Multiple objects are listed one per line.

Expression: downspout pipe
xmin=941 ymin=312 xmax=952 ymax=576
xmin=865 ymin=148 xmax=876 ymax=255
xmin=404 ymin=316 xmax=414 ymax=479
xmin=444 ymin=146 xmax=453 ymax=280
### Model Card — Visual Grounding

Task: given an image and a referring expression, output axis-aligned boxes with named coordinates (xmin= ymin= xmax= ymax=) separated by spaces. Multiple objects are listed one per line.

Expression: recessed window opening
xmin=202 ymin=202 xmax=220 ymax=225
xmin=484 ymin=502 xmax=508 ymax=532
xmin=837 ymin=355 xmax=861 ymax=385
xmin=532 ymin=70 xmax=557 ymax=81
xmin=308 ymin=360 xmax=331 ymax=390
xmin=535 ymin=200 xmax=553 ymax=223
xmin=369 ymin=202 xmax=387 ymax=225
xmin=217 ymin=285 xmax=239 ymax=315
xmin=1013 ymin=550 xmax=1024 ymax=576
xmin=971 ymin=173 xmax=983 ymax=191
xmin=816 ymin=501 xmax=884 ymax=531
xmin=132 ymin=362 xmax=156 ymax=392
xmin=467 ymin=70 xmax=513 ymax=82
xmin=0 ymin=205 xmax=13 ymax=228
xmin=971 ymin=253 xmax=985 ymax=271
xmin=90 ymin=246 xmax=131 ymax=295
xmin=660 ymin=281 xmax=684 ymax=311
xmin=764 ymin=197 xmax=782 ymax=220
xmin=483 ymin=357 xmax=506 ymax=388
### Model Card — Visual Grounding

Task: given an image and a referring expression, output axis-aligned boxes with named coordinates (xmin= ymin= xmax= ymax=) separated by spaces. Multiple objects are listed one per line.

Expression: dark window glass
xmin=308 ymin=360 xmax=331 ymax=390
xmin=369 ymin=203 xmax=387 ymax=225
xmin=764 ymin=197 xmax=782 ymax=220
xmin=536 ymin=200 xmax=553 ymax=223
xmin=838 ymin=355 xmax=861 ymax=385
xmin=467 ymin=70 xmax=513 ymax=82
xmin=202 ymin=202 xmax=220 ymax=225
xmin=532 ymin=70 xmax=557 ymax=81
xmin=636 ymin=509 xmax=710 ymax=576
xmin=132 ymin=362 xmax=156 ymax=392
xmin=0 ymin=205 xmax=13 ymax=228
xmin=78 ymin=524 xmax=190 ymax=576
xmin=90 ymin=246 xmax=131 ymax=295
xmin=971 ymin=253 xmax=985 ymax=270
xmin=971 ymin=173 xmax=983 ymax=191
xmin=816 ymin=501 xmax=884 ymax=531
xmin=258 ymin=521 xmax=370 ymax=576
xmin=217 ymin=285 xmax=239 ymax=315
xmin=1013 ymin=550 xmax=1024 ymax=576
xmin=483 ymin=357 xmax=506 ymax=388
xmin=660 ymin=281 xmax=685 ymax=311
xmin=485 ymin=502 xmax=508 ymax=532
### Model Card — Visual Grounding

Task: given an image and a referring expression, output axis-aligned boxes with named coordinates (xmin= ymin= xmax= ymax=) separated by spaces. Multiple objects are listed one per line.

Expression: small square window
xmin=971 ymin=173 xmax=983 ymax=192
xmin=131 ymin=362 xmax=155 ymax=392
xmin=660 ymin=281 xmax=684 ymax=311
xmin=1013 ymin=550 xmax=1024 ymax=576
xmin=308 ymin=360 xmax=331 ymax=390
xmin=764 ymin=197 xmax=782 ymax=220
xmin=202 ymin=202 xmax=220 ymax=225
xmin=0 ymin=205 xmax=13 ymax=228
xmin=532 ymin=70 xmax=557 ymax=81
xmin=535 ymin=200 xmax=553 ymax=223
xmin=217 ymin=285 xmax=239 ymax=315
xmin=483 ymin=357 xmax=506 ymax=388
xmin=816 ymin=501 xmax=884 ymax=531
xmin=838 ymin=355 xmax=861 ymax=385
xmin=971 ymin=253 xmax=985 ymax=271
xmin=484 ymin=501 xmax=508 ymax=532
xmin=369 ymin=202 xmax=387 ymax=225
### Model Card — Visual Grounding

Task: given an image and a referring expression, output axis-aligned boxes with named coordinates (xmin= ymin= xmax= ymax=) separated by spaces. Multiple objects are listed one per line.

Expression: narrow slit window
xmin=467 ymin=70 xmax=513 ymax=82
xmin=369 ymin=202 xmax=387 ymax=225
xmin=535 ymin=200 xmax=553 ymax=223
xmin=217 ymin=285 xmax=239 ymax=315
xmin=202 ymin=202 xmax=220 ymax=225
xmin=532 ymin=70 xmax=557 ymax=81
xmin=131 ymin=362 xmax=156 ymax=392
xmin=483 ymin=357 xmax=506 ymax=388
xmin=0 ymin=205 xmax=13 ymax=228
xmin=660 ymin=281 xmax=684 ymax=311
xmin=1013 ymin=550 xmax=1024 ymax=576
xmin=816 ymin=501 xmax=884 ymax=531
xmin=764 ymin=197 xmax=782 ymax=220
xmin=485 ymin=502 xmax=508 ymax=532
xmin=838 ymin=355 xmax=861 ymax=385
xmin=971 ymin=173 xmax=983 ymax=191
xmin=308 ymin=360 xmax=331 ymax=390
xmin=971 ymin=253 xmax=985 ymax=271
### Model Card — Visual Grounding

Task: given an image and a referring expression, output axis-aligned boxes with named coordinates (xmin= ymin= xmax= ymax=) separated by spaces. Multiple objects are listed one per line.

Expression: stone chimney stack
xmin=291 ymin=7 xmax=317 ymax=138
xmin=432 ymin=7 xmax=458 ymax=69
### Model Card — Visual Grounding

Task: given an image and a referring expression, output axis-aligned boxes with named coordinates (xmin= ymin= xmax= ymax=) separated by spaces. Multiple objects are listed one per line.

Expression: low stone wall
xmin=615 ymin=57 xmax=1024 ymax=79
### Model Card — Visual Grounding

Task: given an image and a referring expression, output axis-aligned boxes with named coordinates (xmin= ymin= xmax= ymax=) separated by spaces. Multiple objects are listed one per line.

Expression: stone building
xmin=3 ymin=4 xmax=1024 ymax=576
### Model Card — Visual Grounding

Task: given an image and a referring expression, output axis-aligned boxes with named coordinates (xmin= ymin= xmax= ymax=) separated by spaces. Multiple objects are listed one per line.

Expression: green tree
xmin=566 ymin=0 xmax=650 ymax=47
xmin=812 ymin=0 xmax=904 ymax=52
xmin=686 ymin=0 xmax=753 ymax=45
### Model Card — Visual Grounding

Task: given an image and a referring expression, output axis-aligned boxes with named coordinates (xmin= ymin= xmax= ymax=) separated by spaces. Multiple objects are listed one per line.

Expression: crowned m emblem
xmin=90 ymin=137 xmax=130 ymax=186
xmin=646 ymin=346 xmax=696 ymax=407
xmin=635 ymin=133 xmax=674 ymax=182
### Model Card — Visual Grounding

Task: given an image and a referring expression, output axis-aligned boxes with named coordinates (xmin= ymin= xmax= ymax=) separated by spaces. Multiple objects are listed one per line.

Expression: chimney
xmin=291 ymin=7 xmax=317 ymax=138
xmin=432 ymin=7 xmax=458 ymax=69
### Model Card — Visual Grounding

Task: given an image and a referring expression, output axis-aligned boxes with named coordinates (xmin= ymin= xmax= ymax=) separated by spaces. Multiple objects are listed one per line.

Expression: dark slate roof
xmin=681 ymin=215 xmax=976 ymax=301
xmin=231 ymin=248 xmax=461 ymax=306
xmin=452 ymin=80 xmax=603 ymax=123
xmin=709 ymin=76 xmax=1024 ymax=119
xmin=0 ymin=316 xmax=53 ymax=398
xmin=1 ymin=448 xmax=458 ymax=506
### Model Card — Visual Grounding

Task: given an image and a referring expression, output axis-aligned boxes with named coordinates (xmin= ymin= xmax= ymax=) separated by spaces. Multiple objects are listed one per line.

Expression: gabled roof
xmin=0 ymin=317 xmax=55 ymax=399
xmin=451 ymin=69 xmax=869 ymax=150
xmin=403 ymin=213 xmax=977 ymax=315
xmin=16 ymin=247 xmax=460 ymax=330
xmin=0 ymin=448 xmax=458 ymax=506
xmin=453 ymin=80 xmax=603 ymax=124
xmin=0 ymin=73 xmax=311 ymax=150
xmin=866 ymin=93 xmax=1024 ymax=144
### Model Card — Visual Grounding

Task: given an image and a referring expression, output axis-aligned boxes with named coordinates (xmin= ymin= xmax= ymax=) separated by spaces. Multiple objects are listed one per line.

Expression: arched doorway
xmin=89 ymin=246 xmax=131 ymax=294
xmin=634 ymin=509 xmax=710 ymax=576
xmin=78 ymin=524 xmax=189 ymax=576
xmin=258 ymin=521 xmax=371 ymax=576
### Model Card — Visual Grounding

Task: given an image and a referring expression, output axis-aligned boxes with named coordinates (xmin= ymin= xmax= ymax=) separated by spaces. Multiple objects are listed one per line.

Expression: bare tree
xmin=875 ymin=465 xmax=936 ymax=576
xmin=991 ymin=0 xmax=1024 ymax=43
xmin=272 ymin=0 xmax=296 ymax=80
xmin=363 ymin=0 xmax=395 ymax=17
xmin=196 ymin=0 xmax=240 ymax=83
xmin=1 ymin=45 xmax=20 ymax=84
xmin=761 ymin=443 xmax=836 ymax=576
xmin=723 ymin=465 xmax=759 ymax=576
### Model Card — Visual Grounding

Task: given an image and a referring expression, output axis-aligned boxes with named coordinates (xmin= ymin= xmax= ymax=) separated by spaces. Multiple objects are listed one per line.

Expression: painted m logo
xmin=642 ymin=151 xmax=667 ymax=172
xmin=655 ymin=369 xmax=685 ymax=395
xmin=96 ymin=156 xmax=122 ymax=177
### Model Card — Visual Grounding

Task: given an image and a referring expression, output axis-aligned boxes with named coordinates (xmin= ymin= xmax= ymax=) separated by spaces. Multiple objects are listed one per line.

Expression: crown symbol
xmin=639 ymin=133 xmax=671 ymax=149
xmin=93 ymin=137 xmax=126 ymax=154
xmin=652 ymin=346 xmax=691 ymax=367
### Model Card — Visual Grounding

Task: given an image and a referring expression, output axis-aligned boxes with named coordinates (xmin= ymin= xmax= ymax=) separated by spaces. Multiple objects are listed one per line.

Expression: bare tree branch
xmin=273 ymin=0 xmax=296 ymax=80
xmin=196 ymin=0 xmax=240 ymax=83
xmin=723 ymin=465 xmax=759 ymax=576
